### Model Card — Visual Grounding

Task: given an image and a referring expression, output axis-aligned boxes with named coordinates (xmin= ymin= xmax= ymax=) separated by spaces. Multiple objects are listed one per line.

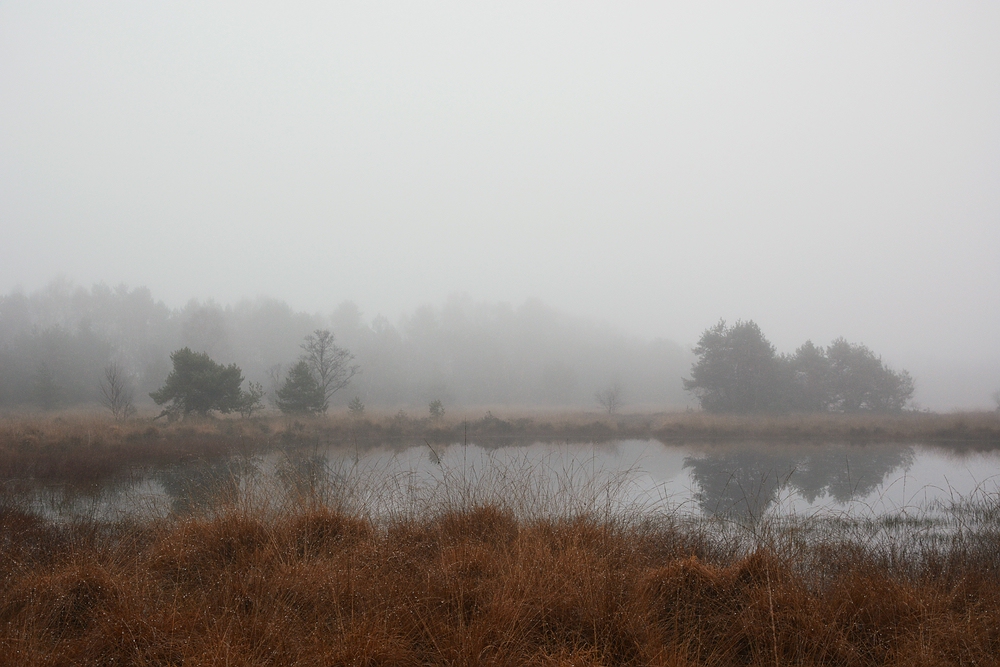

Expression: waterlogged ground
xmin=22 ymin=438 xmax=1000 ymax=530
xmin=8 ymin=420 xmax=999 ymax=665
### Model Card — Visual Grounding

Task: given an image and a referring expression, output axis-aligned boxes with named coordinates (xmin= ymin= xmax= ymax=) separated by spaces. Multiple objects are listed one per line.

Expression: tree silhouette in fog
xmin=150 ymin=348 xmax=244 ymax=418
xmin=299 ymin=329 xmax=359 ymax=410
xmin=683 ymin=320 xmax=778 ymax=413
xmin=0 ymin=281 xmax=692 ymax=411
xmin=684 ymin=319 xmax=914 ymax=413
xmin=276 ymin=360 xmax=326 ymax=415
xmin=826 ymin=338 xmax=914 ymax=412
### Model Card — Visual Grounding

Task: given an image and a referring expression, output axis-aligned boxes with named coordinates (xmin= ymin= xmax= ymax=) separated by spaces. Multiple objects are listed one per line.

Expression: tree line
xmin=0 ymin=282 xmax=922 ymax=417
xmin=0 ymin=281 xmax=688 ymax=413
xmin=683 ymin=320 xmax=915 ymax=413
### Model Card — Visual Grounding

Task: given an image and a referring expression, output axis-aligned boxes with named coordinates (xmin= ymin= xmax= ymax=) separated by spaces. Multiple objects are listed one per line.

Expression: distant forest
xmin=0 ymin=281 xmax=691 ymax=413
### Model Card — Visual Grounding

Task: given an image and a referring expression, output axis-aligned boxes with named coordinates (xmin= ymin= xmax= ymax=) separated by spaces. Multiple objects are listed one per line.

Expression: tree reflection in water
xmin=155 ymin=451 xmax=342 ymax=514
xmin=275 ymin=451 xmax=336 ymax=499
xmin=684 ymin=443 xmax=915 ymax=520
xmin=156 ymin=458 xmax=253 ymax=514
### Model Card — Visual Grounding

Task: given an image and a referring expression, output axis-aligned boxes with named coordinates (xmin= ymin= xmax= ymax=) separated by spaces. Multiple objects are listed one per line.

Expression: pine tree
xmin=276 ymin=360 xmax=325 ymax=415
xmin=150 ymin=348 xmax=243 ymax=417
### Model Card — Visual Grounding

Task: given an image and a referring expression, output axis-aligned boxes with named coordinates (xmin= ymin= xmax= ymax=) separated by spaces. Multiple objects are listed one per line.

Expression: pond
xmin=18 ymin=439 xmax=1000 ymax=527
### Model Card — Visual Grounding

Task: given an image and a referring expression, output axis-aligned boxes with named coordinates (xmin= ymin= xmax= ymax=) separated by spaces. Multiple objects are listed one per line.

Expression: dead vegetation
xmin=1 ymin=493 xmax=998 ymax=666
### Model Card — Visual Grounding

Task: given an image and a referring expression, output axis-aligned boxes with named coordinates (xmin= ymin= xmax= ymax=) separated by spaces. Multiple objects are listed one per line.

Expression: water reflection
xmin=10 ymin=439 xmax=998 ymax=527
xmin=275 ymin=452 xmax=333 ymax=498
xmin=684 ymin=443 xmax=915 ymax=519
xmin=153 ymin=450 xmax=359 ymax=514
xmin=155 ymin=458 xmax=253 ymax=513
xmin=22 ymin=474 xmax=140 ymax=521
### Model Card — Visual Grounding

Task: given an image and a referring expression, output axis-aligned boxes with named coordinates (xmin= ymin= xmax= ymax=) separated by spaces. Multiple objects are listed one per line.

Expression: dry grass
xmin=1 ymin=493 xmax=998 ymax=666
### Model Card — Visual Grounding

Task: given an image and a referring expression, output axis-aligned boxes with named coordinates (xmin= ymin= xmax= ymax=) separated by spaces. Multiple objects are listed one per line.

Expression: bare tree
xmin=237 ymin=381 xmax=266 ymax=419
xmin=993 ymin=389 xmax=1000 ymax=412
xmin=265 ymin=364 xmax=284 ymax=407
xmin=300 ymin=329 xmax=360 ymax=412
xmin=100 ymin=361 xmax=135 ymax=422
xmin=595 ymin=382 xmax=625 ymax=416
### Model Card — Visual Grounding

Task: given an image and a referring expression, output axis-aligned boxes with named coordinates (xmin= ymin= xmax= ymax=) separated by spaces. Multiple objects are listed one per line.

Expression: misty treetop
xmin=1 ymin=282 xmax=184 ymax=408
xmin=298 ymin=329 xmax=359 ymax=409
xmin=149 ymin=348 xmax=266 ymax=420
xmin=150 ymin=348 xmax=246 ymax=418
xmin=684 ymin=319 xmax=915 ymax=414
xmin=0 ymin=282 xmax=689 ymax=412
xmin=276 ymin=360 xmax=326 ymax=415
xmin=274 ymin=330 xmax=358 ymax=415
xmin=0 ymin=282 xmax=920 ymax=415
xmin=684 ymin=320 xmax=778 ymax=414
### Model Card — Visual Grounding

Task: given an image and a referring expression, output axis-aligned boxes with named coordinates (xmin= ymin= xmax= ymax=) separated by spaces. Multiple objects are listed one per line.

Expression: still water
xmin=22 ymin=439 xmax=1000 ymax=525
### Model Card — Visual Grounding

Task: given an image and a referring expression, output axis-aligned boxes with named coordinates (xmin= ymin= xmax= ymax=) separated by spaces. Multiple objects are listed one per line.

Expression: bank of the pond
xmin=3 ymin=410 xmax=999 ymax=489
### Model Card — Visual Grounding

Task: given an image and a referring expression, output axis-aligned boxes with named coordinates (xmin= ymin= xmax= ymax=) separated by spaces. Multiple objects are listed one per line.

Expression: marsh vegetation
xmin=1 ymin=411 xmax=999 ymax=665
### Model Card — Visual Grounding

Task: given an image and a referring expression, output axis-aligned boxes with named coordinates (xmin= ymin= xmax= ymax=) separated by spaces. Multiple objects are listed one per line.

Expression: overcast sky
xmin=2 ymin=2 xmax=998 ymax=407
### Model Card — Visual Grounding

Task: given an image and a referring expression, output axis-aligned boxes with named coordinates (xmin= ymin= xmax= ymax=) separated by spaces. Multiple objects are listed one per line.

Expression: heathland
xmin=1 ymin=410 xmax=999 ymax=665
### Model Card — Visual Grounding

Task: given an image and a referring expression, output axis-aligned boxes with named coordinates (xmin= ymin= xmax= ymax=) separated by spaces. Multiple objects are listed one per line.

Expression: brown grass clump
xmin=1 ymin=500 xmax=998 ymax=666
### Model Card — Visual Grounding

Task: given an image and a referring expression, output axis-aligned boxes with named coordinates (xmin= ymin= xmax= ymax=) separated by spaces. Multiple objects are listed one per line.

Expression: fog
xmin=2 ymin=3 xmax=998 ymax=410
xmin=0 ymin=283 xmax=689 ymax=411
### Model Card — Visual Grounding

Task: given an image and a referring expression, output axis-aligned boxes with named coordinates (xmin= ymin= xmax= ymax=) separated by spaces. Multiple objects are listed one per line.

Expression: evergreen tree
xmin=826 ymin=338 xmax=914 ymax=412
xmin=683 ymin=320 xmax=779 ymax=413
xmin=782 ymin=340 xmax=832 ymax=412
xmin=150 ymin=348 xmax=244 ymax=417
xmin=685 ymin=320 xmax=914 ymax=414
xmin=276 ymin=360 xmax=326 ymax=414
